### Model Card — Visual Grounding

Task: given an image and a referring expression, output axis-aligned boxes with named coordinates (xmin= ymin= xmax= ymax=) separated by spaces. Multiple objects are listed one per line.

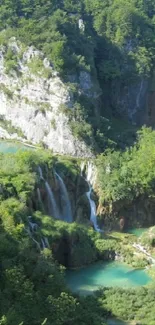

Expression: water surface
xmin=66 ymin=261 xmax=151 ymax=295
xmin=0 ymin=141 xmax=33 ymax=153
xmin=107 ymin=319 xmax=129 ymax=325
xmin=127 ymin=228 xmax=147 ymax=237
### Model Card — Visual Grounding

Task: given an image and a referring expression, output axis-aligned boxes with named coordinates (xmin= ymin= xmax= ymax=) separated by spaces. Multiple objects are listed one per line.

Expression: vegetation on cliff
xmin=1 ymin=0 xmax=155 ymax=150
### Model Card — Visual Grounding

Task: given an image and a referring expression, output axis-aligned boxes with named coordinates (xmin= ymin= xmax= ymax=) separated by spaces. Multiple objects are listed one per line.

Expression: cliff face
xmin=0 ymin=38 xmax=101 ymax=157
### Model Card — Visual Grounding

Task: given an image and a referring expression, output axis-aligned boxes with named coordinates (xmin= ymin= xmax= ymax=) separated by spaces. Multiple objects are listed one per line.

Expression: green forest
xmin=1 ymin=0 xmax=155 ymax=151
xmin=1 ymin=0 xmax=155 ymax=324
xmin=0 ymin=140 xmax=155 ymax=325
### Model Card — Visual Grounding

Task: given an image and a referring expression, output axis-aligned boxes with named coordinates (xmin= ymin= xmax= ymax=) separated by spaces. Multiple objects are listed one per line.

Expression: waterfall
xmin=38 ymin=166 xmax=44 ymax=180
xmin=86 ymin=187 xmax=102 ymax=232
xmin=37 ymin=188 xmax=42 ymax=203
xmin=41 ymin=238 xmax=46 ymax=249
xmin=84 ymin=162 xmax=102 ymax=232
xmin=55 ymin=172 xmax=72 ymax=223
xmin=26 ymin=217 xmax=41 ymax=250
xmin=28 ymin=216 xmax=39 ymax=231
xmin=44 ymin=237 xmax=50 ymax=248
xmin=45 ymin=181 xmax=59 ymax=219
xmin=136 ymin=79 xmax=144 ymax=108
xmin=80 ymin=161 xmax=86 ymax=176
xmin=27 ymin=216 xmax=50 ymax=251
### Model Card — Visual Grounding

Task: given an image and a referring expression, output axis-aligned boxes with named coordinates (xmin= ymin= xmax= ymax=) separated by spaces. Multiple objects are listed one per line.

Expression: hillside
xmin=1 ymin=0 xmax=155 ymax=154
xmin=1 ymin=1 xmax=155 ymax=325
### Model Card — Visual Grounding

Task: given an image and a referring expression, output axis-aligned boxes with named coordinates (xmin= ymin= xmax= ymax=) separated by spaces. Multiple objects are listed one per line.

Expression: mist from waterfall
xmin=55 ymin=172 xmax=72 ymax=223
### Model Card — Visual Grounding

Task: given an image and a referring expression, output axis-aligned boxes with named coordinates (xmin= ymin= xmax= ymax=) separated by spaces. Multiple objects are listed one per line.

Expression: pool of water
xmin=127 ymin=228 xmax=147 ymax=237
xmin=107 ymin=319 xmax=129 ymax=325
xmin=0 ymin=141 xmax=33 ymax=153
xmin=66 ymin=261 xmax=151 ymax=295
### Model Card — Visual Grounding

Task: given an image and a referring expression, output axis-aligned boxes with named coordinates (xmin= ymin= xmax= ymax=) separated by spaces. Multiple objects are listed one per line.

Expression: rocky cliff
xmin=0 ymin=38 xmax=101 ymax=157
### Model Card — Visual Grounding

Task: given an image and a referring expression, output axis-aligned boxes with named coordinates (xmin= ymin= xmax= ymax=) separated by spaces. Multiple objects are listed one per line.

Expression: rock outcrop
xmin=0 ymin=38 xmax=101 ymax=157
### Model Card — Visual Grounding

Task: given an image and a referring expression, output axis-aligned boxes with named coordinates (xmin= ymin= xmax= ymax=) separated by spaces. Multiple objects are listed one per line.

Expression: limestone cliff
xmin=0 ymin=38 xmax=101 ymax=157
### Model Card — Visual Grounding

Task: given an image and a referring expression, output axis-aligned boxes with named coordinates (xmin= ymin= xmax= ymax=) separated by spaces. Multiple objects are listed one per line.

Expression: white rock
xmin=0 ymin=40 xmax=96 ymax=158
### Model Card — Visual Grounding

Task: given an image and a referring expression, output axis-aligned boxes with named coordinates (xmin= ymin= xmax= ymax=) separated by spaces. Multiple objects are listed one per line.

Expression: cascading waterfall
xmin=136 ymin=79 xmax=144 ymax=108
xmin=26 ymin=217 xmax=41 ymax=250
xmin=27 ymin=216 xmax=49 ymax=250
xmin=55 ymin=172 xmax=72 ymax=223
xmin=38 ymin=166 xmax=59 ymax=219
xmin=37 ymin=187 xmax=42 ymax=203
xmin=83 ymin=161 xmax=102 ymax=232
xmin=38 ymin=166 xmax=44 ymax=180
xmin=86 ymin=187 xmax=102 ymax=232
xmin=45 ymin=181 xmax=59 ymax=219
xmin=38 ymin=167 xmax=72 ymax=223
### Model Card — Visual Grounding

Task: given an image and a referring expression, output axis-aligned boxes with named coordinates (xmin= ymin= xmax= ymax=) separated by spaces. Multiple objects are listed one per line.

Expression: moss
xmin=0 ymin=116 xmax=25 ymax=138
xmin=0 ymin=83 xmax=14 ymax=99
xmin=51 ymin=118 xmax=56 ymax=130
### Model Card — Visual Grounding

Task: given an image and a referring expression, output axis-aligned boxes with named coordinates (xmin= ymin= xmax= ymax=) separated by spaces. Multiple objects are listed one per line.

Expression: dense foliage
xmin=1 ymin=0 xmax=155 ymax=78
xmin=0 ymin=149 xmax=109 ymax=325
xmin=97 ymin=127 xmax=155 ymax=204
xmin=1 ymin=0 xmax=155 ymax=150
xmin=97 ymin=285 xmax=155 ymax=325
xmin=0 ymin=148 xmax=155 ymax=324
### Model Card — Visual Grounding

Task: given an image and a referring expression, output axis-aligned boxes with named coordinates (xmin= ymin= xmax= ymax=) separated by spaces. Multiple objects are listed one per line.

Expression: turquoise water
xmin=0 ymin=141 xmax=33 ymax=153
xmin=127 ymin=228 xmax=147 ymax=237
xmin=66 ymin=261 xmax=151 ymax=295
xmin=107 ymin=319 xmax=128 ymax=325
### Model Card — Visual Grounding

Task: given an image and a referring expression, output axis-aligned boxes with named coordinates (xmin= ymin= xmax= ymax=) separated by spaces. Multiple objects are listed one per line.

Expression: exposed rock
xmin=0 ymin=39 xmax=101 ymax=157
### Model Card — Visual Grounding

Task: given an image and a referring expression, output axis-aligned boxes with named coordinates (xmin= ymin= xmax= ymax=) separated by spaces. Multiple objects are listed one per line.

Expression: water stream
xmin=55 ymin=172 xmax=72 ymax=223
xmin=84 ymin=161 xmax=102 ymax=232
xmin=86 ymin=187 xmax=102 ymax=232
xmin=45 ymin=181 xmax=59 ymax=219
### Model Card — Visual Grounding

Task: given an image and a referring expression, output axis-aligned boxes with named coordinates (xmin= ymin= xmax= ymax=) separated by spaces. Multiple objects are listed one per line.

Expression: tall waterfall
xmin=45 ymin=181 xmax=59 ymax=219
xmin=55 ymin=172 xmax=72 ymax=223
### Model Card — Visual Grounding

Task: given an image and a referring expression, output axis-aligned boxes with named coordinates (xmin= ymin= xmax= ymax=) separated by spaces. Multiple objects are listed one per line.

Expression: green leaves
xmin=97 ymin=127 xmax=155 ymax=204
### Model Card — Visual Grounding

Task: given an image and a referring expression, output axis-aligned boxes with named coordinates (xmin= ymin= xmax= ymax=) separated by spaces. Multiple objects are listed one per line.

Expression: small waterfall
xmin=80 ymin=161 xmax=86 ymax=176
xmin=55 ymin=172 xmax=72 ymax=223
xmin=28 ymin=216 xmax=39 ymax=231
xmin=87 ymin=161 xmax=96 ymax=186
xmin=84 ymin=162 xmax=102 ymax=232
xmin=37 ymin=188 xmax=42 ymax=203
xmin=38 ymin=166 xmax=44 ymax=180
xmin=26 ymin=217 xmax=41 ymax=250
xmin=86 ymin=187 xmax=102 ymax=232
xmin=27 ymin=216 xmax=50 ymax=251
xmin=136 ymin=79 xmax=144 ymax=108
xmin=41 ymin=238 xmax=46 ymax=249
xmin=44 ymin=237 xmax=50 ymax=248
xmin=45 ymin=181 xmax=59 ymax=219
